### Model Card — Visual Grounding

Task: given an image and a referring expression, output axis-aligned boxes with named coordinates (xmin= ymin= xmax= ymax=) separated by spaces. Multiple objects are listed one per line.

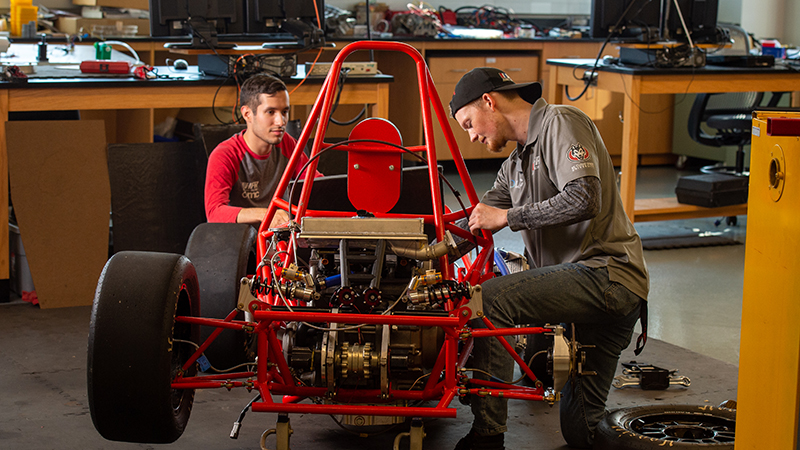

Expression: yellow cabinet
xmin=737 ymin=110 xmax=800 ymax=450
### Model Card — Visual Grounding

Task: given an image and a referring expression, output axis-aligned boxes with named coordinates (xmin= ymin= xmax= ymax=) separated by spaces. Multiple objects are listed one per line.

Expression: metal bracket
xmin=613 ymin=361 xmax=691 ymax=390
xmin=237 ymin=277 xmax=258 ymax=312
xmin=260 ymin=413 xmax=293 ymax=450
xmin=457 ymin=284 xmax=483 ymax=321
xmin=393 ymin=418 xmax=425 ymax=450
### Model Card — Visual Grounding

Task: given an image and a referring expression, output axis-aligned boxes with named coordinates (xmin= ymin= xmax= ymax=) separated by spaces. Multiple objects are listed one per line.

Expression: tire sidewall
xmin=595 ymin=404 xmax=736 ymax=450
xmin=88 ymin=251 xmax=200 ymax=443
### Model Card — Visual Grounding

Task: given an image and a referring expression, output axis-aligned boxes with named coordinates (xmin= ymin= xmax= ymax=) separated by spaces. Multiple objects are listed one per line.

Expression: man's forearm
xmin=507 ymin=176 xmax=601 ymax=231
xmin=236 ymin=207 xmax=268 ymax=226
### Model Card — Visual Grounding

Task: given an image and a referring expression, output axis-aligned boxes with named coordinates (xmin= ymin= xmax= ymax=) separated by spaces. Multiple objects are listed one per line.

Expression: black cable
xmin=616 ymin=61 xmax=696 ymax=114
xmin=566 ymin=0 xmax=654 ymax=101
xmin=329 ymin=68 xmax=367 ymax=126
xmin=230 ymin=393 xmax=262 ymax=439
xmin=212 ymin=75 xmax=238 ymax=124
xmin=330 ymin=105 xmax=367 ymax=127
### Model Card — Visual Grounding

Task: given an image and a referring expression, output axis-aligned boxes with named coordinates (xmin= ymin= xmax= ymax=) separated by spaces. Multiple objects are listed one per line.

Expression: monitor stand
xmin=165 ymin=38 xmax=236 ymax=50
xmin=165 ymin=42 xmax=237 ymax=50
xmin=165 ymin=18 xmax=237 ymax=50
xmin=261 ymin=42 xmax=306 ymax=50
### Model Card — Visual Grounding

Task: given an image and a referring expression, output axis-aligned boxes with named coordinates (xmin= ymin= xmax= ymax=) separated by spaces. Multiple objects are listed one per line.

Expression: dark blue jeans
xmin=469 ymin=263 xmax=642 ymax=448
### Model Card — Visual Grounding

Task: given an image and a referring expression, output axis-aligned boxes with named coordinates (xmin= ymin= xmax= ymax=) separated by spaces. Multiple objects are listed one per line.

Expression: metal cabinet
xmin=737 ymin=109 xmax=800 ymax=450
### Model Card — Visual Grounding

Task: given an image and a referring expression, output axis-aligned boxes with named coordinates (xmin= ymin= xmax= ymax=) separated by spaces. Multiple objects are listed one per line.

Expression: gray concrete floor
xmin=0 ymin=162 xmax=741 ymax=450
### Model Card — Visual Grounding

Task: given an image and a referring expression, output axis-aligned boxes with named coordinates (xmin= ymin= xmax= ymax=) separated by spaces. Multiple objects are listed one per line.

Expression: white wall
xmin=786 ymin=0 xmax=800 ymax=46
xmin=718 ymin=0 xmax=742 ymax=24
xmin=739 ymin=0 xmax=800 ymax=44
xmin=741 ymin=0 xmax=784 ymax=41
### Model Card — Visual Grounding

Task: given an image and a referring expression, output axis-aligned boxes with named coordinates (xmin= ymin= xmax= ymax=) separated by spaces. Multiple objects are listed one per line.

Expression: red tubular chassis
xmin=88 ymin=41 xmax=573 ymax=448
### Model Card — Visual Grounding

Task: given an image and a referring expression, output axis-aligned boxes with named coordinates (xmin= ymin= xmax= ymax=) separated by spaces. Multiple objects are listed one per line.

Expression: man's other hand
xmin=269 ymin=209 xmax=290 ymax=228
xmin=468 ymin=203 xmax=509 ymax=235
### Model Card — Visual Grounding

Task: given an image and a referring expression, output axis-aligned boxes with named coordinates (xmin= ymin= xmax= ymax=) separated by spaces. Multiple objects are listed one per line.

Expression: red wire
xmin=288 ymin=0 xmax=325 ymax=97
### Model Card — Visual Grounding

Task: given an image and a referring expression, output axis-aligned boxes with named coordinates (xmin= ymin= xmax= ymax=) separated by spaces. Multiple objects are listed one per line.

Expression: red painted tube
xmin=175 ymin=315 xmax=249 ymax=330
xmin=176 ymin=372 xmax=256 ymax=382
xmin=257 ymin=329 xmax=269 ymax=385
xmin=425 ymin=69 xmax=481 ymax=208
xmin=267 ymin=326 xmax=295 ymax=386
xmin=435 ymin=387 xmax=458 ymax=409
xmin=424 ymin=343 xmax=448 ymax=391
xmin=172 ymin=380 xmax=252 ymax=390
xmin=266 ymin=384 xmax=437 ymax=402
xmin=481 ymin=316 xmax=539 ymax=383
xmin=179 ymin=308 xmax=239 ymax=373
xmin=253 ymin=310 xmax=460 ymax=327
xmin=445 ymin=334 xmax=456 ymax=389
xmin=464 ymin=388 xmax=545 ymax=402
xmin=468 ymin=378 xmax=545 ymax=394
xmin=471 ymin=327 xmax=552 ymax=338
xmin=251 ymin=402 xmax=458 ymax=418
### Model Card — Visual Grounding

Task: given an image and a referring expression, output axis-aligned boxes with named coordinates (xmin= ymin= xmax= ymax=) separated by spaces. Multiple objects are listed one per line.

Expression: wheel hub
xmin=662 ymin=423 xmax=715 ymax=440
xmin=632 ymin=413 xmax=735 ymax=443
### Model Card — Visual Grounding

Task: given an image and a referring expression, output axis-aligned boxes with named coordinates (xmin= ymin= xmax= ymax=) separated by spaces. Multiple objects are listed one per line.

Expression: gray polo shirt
xmin=482 ymin=98 xmax=649 ymax=300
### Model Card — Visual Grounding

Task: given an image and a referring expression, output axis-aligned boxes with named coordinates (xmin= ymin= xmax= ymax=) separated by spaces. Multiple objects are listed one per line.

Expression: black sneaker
xmin=454 ymin=430 xmax=505 ymax=450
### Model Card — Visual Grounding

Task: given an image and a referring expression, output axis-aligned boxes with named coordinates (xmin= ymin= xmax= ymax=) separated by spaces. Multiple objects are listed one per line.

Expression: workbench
xmin=547 ymin=58 xmax=800 ymax=222
xmin=0 ymin=44 xmax=391 ymax=304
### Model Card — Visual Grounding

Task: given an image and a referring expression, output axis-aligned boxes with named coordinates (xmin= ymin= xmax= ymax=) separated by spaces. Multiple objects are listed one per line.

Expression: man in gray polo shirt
xmin=449 ymin=67 xmax=649 ymax=450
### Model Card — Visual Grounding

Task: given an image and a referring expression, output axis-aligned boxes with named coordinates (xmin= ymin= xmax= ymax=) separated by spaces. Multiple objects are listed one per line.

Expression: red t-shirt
xmin=204 ymin=130 xmax=320 ymax=223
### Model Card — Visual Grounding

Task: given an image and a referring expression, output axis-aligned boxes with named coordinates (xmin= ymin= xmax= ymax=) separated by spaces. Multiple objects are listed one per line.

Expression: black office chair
xmin=193 ymin=122 xmax=248 ymax=157
xmin=107 ymin=141 xmax=208 ymax=254
xmin=687 ymin=91 xmax=785 ymax=176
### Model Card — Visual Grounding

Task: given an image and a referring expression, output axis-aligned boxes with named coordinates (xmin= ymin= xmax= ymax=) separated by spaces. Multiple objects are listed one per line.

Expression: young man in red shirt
xmin=204 ymin=74 xmax=321 ymax=226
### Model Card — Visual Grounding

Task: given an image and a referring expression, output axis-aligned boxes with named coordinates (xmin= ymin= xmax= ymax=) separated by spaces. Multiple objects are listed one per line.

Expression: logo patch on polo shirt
xmin=567 ymin=143 xmax=590 ymax=161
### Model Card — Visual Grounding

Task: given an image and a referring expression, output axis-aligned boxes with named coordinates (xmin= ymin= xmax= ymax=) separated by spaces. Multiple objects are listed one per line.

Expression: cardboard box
xmin=72 ymin=0 xmax=150 ymax=9
xmin=56 ymin=17 xmax=150 ymax=36
xmin=7 ymin=120 xmax=110 ymax=309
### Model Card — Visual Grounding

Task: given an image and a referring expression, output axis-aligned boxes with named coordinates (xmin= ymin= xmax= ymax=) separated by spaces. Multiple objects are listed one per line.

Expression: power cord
xmin=566 ymin=0 xmax=652 ymax=101
xmin=329 ymin=67 xmax=368 ymax=126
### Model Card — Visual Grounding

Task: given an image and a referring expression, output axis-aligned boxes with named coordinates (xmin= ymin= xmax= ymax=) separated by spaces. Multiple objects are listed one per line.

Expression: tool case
xmin=675 ymin=173 xmax=749 ymax=207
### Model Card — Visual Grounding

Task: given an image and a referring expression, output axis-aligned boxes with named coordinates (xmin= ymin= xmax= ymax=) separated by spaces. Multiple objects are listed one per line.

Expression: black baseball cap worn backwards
xmin=449 ymin=67 xmax=543 ymax=117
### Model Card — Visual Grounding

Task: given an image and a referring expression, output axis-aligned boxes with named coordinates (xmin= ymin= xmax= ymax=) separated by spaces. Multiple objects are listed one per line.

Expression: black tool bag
xmin=675 ymin=173 xmax=749 ymax=207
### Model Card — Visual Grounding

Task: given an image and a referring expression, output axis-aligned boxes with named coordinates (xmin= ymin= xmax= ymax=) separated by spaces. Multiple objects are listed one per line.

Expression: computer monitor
xmin=245 ymin=0 xmax=325 ymax=48
xmin=149 ymin=0 xmax=325 ymax=50
xmin=589 ymin=0 xmax=663 ymax=41
xmin=663 ymin=0 xmax=719 ymax=44
xmin=148 ymin=0 xmax=244 ymax=49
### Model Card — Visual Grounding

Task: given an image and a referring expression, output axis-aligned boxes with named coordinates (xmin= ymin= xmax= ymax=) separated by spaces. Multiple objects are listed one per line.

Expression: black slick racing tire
xmin=594 ymin=404 xmax=736 ymax=449
xmin=185 ymin=223 xmax=257 ymax=371
xmin=87 ymin=251 xmax=200 ymax=443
